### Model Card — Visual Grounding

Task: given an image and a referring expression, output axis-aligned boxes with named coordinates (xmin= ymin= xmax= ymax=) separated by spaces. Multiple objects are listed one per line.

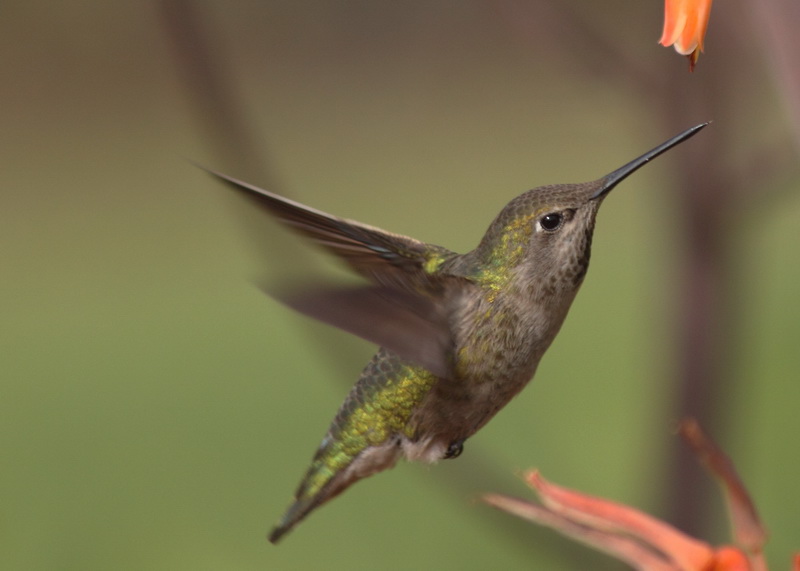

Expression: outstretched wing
xmin=202 ymin=167 xmax=474 ymax=377
xmin=202 ymin=168 xmax=454 ymax=288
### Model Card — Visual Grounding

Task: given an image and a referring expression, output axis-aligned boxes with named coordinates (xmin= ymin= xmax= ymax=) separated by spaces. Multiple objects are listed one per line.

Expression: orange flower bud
xmin=659 ymin=0 xmax=714 ymax=71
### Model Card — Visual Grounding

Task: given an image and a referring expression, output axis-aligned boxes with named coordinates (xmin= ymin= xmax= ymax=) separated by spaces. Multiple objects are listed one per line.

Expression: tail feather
xmin=269 ymin=495 xmax=325 ymax=543
xmin=269 ymin=440 xmax=402 ymax=543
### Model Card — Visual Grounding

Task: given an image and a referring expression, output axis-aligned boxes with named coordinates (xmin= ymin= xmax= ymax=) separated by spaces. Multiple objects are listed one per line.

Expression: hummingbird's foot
xmin=444 ymin=439 xmax=464 ymax=459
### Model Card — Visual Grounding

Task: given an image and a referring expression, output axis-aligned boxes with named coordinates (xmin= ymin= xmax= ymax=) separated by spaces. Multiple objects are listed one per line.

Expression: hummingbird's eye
xmin=539 ymin=212 xmax=563 ymax=232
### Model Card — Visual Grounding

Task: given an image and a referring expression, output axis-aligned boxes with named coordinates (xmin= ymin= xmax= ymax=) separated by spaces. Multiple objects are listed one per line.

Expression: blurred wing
xmin=201 ymin=166 xmax=476 ymax=376
xmin=274 ymin=282 xmax=473 ymax=378
xmin=201 ymin=168 xmax=454 ymax=286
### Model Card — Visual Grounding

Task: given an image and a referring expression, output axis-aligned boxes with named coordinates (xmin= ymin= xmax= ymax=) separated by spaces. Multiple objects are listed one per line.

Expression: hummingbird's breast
xmin=405 ymin=277 xmax=578 ymax=454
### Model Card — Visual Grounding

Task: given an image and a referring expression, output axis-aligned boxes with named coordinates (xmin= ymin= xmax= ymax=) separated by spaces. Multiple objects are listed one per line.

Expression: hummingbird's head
xmin=471 ymin=124 xmax=708 ymax=294
xmin=472 ymin=180 xmax=606 ymax=293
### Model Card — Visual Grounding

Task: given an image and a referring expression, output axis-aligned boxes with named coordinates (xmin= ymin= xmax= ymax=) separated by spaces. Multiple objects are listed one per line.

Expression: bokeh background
xmin=3 ymin=2 xmax=799 ymax=570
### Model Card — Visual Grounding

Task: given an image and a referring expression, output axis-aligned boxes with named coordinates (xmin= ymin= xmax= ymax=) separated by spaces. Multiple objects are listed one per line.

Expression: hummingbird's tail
xmin=268 ymin=495 xmax=319 ymax=544
xmin=269 ymin=438 xmax=402 ymax=543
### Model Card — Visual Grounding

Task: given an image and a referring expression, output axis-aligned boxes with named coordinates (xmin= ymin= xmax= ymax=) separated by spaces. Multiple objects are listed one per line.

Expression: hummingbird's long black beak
xmin=590 ymin=122 xmax=708 ymax=200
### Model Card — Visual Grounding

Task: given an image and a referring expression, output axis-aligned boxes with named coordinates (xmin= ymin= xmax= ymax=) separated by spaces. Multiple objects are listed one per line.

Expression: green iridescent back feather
xmin=270 ymin=350 xmax=437 ymax=541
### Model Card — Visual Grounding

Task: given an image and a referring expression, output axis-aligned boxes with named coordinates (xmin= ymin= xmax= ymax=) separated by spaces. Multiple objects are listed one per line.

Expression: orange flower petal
xmin=709 ymin=546 xmax=751 ymax=571
xmin=482 ymin=492 xmax=678 ymax=571
xmin=527 ymin=471 xmax=715 ymax=570
xmin=659 ymin=0 xmax=714 ymax=71
xmin=660 ymin=0 xmax=691 ymax=50
xmin=680 ymin=420 xmax=767 ymax=553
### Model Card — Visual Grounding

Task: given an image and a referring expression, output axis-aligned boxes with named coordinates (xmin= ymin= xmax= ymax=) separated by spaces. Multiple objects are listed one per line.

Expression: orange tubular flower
xmin=485 ymin=471 xmax=749 ymax=570
xmin=483 ymin=420 xmax=797 ymax=570
xmin=659 ymin=0 xmax=714 ymax=71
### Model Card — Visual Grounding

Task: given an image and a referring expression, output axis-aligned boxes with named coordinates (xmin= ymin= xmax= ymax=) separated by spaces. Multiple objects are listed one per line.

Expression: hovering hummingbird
xmin=204 ymin=123 xmax=707 ymax=543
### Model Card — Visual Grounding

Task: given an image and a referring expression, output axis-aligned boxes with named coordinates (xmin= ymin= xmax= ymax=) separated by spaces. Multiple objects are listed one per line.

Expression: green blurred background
xmin=2 ymin=2 xmax=798 ymax=570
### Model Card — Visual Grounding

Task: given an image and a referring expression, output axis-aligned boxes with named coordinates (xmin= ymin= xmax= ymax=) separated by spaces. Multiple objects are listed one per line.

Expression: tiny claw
xmin=445 ymin=440 xmax=465 ymax=459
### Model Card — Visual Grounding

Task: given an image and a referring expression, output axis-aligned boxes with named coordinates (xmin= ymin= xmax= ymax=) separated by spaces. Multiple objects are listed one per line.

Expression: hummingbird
xmin=203 ymin=123 xmax=707 ymax=543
